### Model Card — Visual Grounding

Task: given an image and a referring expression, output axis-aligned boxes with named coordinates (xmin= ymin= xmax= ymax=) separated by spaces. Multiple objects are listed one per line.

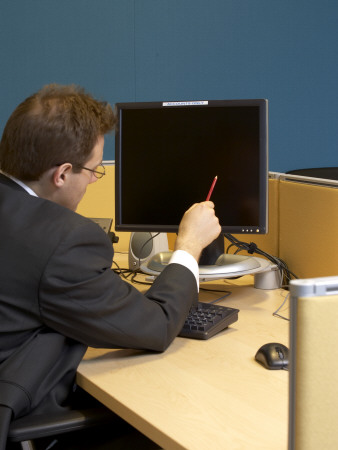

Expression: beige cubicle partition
xmin=278 ymin=175 xmax=338 ymax=279
xmin=289 ymin=277 xmax=338 ymax=450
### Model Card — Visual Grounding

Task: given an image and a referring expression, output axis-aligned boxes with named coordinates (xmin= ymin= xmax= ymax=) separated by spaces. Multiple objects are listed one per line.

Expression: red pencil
xmin=206 ymin=176 xmax=218 ymax=201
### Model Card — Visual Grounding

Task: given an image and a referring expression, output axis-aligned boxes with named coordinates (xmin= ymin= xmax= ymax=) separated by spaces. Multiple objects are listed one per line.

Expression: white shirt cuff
xmin=168 ymin=250 xmax=199 ymax=291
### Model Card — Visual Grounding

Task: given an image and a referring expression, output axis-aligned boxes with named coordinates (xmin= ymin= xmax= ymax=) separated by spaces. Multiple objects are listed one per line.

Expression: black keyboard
xmin=179 ymin=302 xmax=239 ymax=340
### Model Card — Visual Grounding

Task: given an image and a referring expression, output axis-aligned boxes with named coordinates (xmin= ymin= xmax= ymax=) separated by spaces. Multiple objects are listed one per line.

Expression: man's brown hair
xmin=0 ymin=84 xmax=116 ymax=181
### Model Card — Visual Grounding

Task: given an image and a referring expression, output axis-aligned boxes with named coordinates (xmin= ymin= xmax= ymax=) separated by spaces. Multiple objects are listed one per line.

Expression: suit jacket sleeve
xmin=39 ymin=220 xmax=196 ymax=352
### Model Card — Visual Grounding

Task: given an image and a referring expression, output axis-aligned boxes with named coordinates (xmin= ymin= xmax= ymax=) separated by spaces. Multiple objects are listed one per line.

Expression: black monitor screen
xmin=115 ymin=99 xmax=268 ymax=234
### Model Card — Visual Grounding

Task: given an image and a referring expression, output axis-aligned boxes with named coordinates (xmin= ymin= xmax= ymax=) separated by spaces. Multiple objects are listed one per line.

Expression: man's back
xmin=0 ymin=174 xmax=94 ymax=360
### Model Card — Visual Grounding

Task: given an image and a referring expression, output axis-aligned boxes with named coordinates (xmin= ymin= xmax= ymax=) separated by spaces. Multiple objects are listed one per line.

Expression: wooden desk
xmin=77 ymin=262 xmax=289 ymax=449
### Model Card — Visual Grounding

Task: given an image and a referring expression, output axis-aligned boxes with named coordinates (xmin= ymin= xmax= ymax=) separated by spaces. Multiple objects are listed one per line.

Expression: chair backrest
xmin=289 ymin=276 xmax=338 ymax=450
xmin=286 ymin=167 xmax=338 ymax=181
xmin=0 ymin=329 xmax=86 ymax=447
xmin=0 ymin=406 xmax=12 ymax=450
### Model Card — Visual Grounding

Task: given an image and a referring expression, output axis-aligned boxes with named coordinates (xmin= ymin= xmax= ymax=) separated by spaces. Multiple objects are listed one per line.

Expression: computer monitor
xmin=115 ymin=99 xmax=268 ymax=231
xmin=115 ymin=99 xmax=268 ymax=266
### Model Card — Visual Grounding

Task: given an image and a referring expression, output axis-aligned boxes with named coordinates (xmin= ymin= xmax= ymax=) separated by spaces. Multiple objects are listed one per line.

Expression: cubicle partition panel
xmin=278 ymin=176 xmax=338 ymax=279
xmin=289 ymin=277 xmax=338 ymax=450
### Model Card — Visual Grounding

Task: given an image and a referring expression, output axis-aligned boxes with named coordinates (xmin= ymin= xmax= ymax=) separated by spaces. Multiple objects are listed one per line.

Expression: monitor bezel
xmin=115 ymin=99 xmax=268 ymax=234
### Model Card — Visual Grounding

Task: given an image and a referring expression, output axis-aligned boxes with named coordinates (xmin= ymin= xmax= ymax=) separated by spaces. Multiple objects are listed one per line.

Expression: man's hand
xmin=174 ymin=201 xmax=221 ymax=261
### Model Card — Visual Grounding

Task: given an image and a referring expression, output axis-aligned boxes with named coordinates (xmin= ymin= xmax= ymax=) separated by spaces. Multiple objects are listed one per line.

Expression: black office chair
xmin=0 ymin=331 xmax=122 ymax=450
xmin=2 ymin=404 xmax=118 ymax=450
xmin=286 ymin=167 xmax=338 ymax=181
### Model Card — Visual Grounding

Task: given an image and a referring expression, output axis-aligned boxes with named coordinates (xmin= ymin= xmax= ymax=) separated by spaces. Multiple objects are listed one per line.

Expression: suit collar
xmin=0 ymin=172 xmax=28 ymax=193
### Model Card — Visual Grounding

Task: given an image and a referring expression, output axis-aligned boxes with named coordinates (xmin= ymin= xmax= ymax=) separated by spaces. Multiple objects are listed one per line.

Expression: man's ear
xmin=52 ymin=163 xmax=73 ymax=187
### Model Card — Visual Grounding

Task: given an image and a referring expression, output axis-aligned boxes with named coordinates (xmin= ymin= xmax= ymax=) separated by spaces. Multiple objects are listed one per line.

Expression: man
xmin=0 ymin=85 xmax=220 ymax=425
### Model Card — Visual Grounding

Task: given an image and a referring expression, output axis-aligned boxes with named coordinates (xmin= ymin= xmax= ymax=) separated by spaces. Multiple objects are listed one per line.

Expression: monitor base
xmin=141 ymin=252 xmax=281 ymax=289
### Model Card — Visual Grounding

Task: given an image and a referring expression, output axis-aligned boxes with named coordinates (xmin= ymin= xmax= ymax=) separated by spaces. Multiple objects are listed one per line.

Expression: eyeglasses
xmin=78 ymin=163 xmax=106 ymax=179
xmin=55 ymin=163 xmax=106 ymax=179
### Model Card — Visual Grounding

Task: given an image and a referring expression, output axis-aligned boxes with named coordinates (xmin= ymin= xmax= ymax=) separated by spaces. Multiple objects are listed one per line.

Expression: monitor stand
xmin=141 ymin=234 xmax=280 ymax=289
xmin=198 ymin=234 xmax=263 ymax=276
xmin=145 ymin=234 xmax=229 ymax=269
xmin=145 ymin=249 xmax=262 ymax=272
xmin=199 ymin=234 xmax=225 ymax=265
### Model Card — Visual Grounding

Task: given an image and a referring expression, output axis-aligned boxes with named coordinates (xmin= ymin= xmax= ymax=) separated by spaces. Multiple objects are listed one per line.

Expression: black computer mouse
xmin=255 ymin=342 xmax=289 ymax=370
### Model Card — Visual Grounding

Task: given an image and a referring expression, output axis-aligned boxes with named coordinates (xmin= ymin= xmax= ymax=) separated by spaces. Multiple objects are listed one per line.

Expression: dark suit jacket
xmin=0 ymin=173 xmax=197 ymax=418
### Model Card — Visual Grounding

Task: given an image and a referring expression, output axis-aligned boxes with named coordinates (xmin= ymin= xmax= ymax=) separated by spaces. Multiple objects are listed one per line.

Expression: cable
xmin=137 ymin=232 xmax=160 ymax=270
xmin=272 ymin=291 xmax=290 ymax=321
xmin=200 ymin=286 xmax=232 ymax=304
xmin=112 ymin=260 xmax=132 ymax=279
xmin=113 ymin=233 xmax=160 ymax=283
xmin=130 ymin=271 xmax=153 ymax=286
xmin=209 ymin=293 xmax=231 ymax=304
xmin=223 ymin=233 xmax=298 ymax=287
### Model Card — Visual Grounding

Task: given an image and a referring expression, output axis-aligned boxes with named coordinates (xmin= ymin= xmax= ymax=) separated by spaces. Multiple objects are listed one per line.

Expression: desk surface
xmin=77 ymin=258 xmax=289 ymax=449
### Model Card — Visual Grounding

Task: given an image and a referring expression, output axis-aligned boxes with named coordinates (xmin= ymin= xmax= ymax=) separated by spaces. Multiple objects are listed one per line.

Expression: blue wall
xmin=1 ymin=0 xmax=337 ymax=171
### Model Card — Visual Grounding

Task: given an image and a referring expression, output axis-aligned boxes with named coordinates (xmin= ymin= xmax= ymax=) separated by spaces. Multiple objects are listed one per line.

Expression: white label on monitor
xmin=163 ymin=101 xmax=208 ymax=107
